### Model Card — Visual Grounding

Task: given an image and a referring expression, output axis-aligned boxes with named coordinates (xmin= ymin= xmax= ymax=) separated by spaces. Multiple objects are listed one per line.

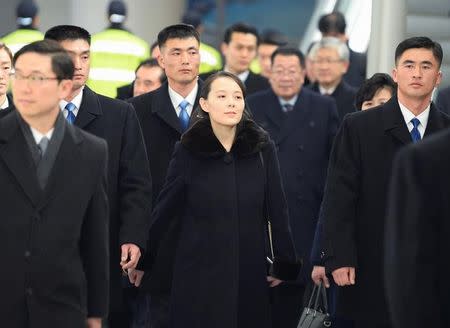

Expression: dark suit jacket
xmin=310 ymin=80 xmax=357 ymax=121
xmin=0 ymin=94 xmax=14 ymax=119
xmin=200 ymin=70 xmax=270 ymax=95
xmin=76 ymin=86 xmax=152 ymax=312
xmin=128 ymin=80 xmax=202 ymax=294
xmin=248 ymin=87 xmax=339 ymax=283
xmin=435 ymin=85 xmax=450 ymax=114
xmin=321 ymin=96 xmax=450 ymax=323
xmin=116 ymin=82 xmax=134 ymax=100
xmin=0 ymin=111 xmax=109 ymax=327
xmin=343 ymin=49 xmax=367 ymax=88
xmin=385 ymin=128 xmax=450 ymax=328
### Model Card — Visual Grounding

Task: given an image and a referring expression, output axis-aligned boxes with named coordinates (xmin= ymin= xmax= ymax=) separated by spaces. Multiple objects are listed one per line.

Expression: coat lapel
xmin=261 ymin=90 xmax=285 ymax=132
xmin=382 ymin=96 xmax=412 ymax=145
xmin=0 ymin=112 xmax=42 ymax=206
xmin=424 ymin=103 xmax=446 ymax=137
xmin=75 ymin=87 xmax=102 ymax=129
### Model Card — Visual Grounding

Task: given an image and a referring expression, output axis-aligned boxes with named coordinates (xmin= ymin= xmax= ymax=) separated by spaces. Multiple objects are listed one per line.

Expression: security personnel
xmin=1 ymin=1 xmax=44 ymax=55
xmin=88 ymin=0 xmax=149 ymax=98
xmin=181 ymin=11 xmax=222 ymax=74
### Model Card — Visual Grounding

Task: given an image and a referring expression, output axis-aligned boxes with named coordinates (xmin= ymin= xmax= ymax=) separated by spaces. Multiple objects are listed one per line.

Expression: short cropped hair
xmin=157 ymin=24 xmax=200 ymax=49
xmin=318 ymin=11 xmax=346 ymax=35
xmin=13 ymin=40 xmax=74 ymax=81
xmin=0 ymin=43 xmax=13 ymax=62
xmin=395 ymin=36 xmax=443 ymax=67
xmin=355 ymin=73 xmax=396 ymax=110
xmin=271 ymin=47 xmax=305 ymax=69
xmin=45 ymin=25 xmax=91 ymax=45
xmin=136 ymin=58 xmax=166 ymax=84
xmin=223 ymin=23 xmax=259 ymax=45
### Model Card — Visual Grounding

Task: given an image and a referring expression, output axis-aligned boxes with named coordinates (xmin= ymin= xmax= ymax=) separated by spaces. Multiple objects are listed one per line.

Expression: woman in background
xmin=355 ymin=73 xmax=396 ymax=110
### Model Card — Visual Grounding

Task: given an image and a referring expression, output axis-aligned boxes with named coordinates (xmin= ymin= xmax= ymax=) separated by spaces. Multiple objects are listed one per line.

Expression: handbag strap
xmin=259 ymin=151 xmax=275 ymax=261
xmin=307 ymin=282 xmax=329 ymax=313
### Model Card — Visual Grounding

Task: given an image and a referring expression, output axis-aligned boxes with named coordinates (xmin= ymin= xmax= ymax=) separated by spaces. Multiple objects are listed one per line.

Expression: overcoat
xmin=147 ymin=119 xmax=299 ymax=328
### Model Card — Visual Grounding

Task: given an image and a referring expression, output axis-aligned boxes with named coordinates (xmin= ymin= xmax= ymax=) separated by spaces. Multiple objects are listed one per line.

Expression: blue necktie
xmin=410 ymin=118 xmax=421 ymax=143
xmin=65 ymin=102 xmax=76 ymax=124
xmin=179 ymin=100 xmax=190 ymax=132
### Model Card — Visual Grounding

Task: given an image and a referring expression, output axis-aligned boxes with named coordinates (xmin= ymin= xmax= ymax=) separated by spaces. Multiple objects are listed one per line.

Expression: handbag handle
xmin=307 ymin=282 xmax=329 ymax=313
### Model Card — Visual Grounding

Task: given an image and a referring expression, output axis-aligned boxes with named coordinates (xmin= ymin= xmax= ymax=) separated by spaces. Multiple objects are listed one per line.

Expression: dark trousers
xmin=270 ymin=281 xmax=306 ymax=328
xmin=148 ymin=293 xmax=170 ymax=328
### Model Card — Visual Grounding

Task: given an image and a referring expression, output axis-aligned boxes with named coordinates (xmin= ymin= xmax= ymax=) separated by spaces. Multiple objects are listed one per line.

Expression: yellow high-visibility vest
xmin=1 ymin=28 xmax=44 ymax=55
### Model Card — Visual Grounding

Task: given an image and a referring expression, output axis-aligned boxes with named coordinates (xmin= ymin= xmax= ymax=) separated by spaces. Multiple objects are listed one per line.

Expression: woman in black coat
xmin=132 ymin=71 xmax=300 ymax=328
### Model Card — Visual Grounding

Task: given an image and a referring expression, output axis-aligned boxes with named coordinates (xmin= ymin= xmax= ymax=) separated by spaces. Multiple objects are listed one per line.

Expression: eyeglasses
xmin=313 ymin=58 xmax=342 ymax=65
xmin=9 ymin=72 xmax=59 ymax=86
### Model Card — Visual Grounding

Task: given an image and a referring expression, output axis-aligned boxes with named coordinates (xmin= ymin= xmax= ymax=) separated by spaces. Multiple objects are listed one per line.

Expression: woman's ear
xmin=199 ymin=97 xmax=209 ymax=112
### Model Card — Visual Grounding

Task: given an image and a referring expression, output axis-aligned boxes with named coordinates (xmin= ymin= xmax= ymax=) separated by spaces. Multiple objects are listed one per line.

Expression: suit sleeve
xmin=118 ymin=103 xmax=153 ymax=250
xmin=322 ymin=114 xmax=361 ymax=273
xmin=385 ymin=146 xmax=441 ymax=328
xmin=143 ymin=142 xmax=186 ymax=271
xmin=264 ymin=141 xmax=301 ymax=280
xmin=80 ymin=140 xmax=110 ymax=318
xmin=436 ymin=88 xmax=450 ymax=114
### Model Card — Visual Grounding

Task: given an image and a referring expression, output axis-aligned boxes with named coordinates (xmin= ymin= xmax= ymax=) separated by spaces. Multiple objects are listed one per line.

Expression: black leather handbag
xmin=297 ymin=282 xmax=332 ymax=328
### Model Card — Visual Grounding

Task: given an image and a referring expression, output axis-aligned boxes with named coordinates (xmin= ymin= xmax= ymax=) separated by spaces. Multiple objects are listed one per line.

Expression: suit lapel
xmin=39 ymin=124 xmax=83 ymax=209
xmin=0 ymin=112 xmax=42 ymax=206
xmin=76 ymin=87 xmax=102 ymax=129
xmin=262 ymin=90 xmax=285 ymax=132
xmin=424 ymin=103 xmax=445 ymax=137
xmin=382 ymin=96 xmax=412 ymax=145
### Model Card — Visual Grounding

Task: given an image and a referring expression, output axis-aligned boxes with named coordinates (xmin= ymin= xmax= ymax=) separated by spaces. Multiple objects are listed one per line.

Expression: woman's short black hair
xmin=355 ymin=73 xmax=396 ymax=110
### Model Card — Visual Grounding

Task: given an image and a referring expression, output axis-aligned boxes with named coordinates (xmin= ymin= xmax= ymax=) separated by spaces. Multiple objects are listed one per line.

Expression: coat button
xmin=26 ymin=288 xmax=33 ymax=296
xmin=24 ymin=251 xmax=31 ymax=258
xmin=298 ymin=145 xmax=304 ymax=151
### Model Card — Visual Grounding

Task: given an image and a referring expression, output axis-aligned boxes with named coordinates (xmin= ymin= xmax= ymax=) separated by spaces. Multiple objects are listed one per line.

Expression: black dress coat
xmin=128 ymin=80 xmax=203 ymax=296
xmin=116 ymin=82 xmax=134 ymax=100
xmin=200 ymin=70 xmax=270 ymax=95
xmin=147 ymin=119 xmax=299 ymax=328
xmin=0 ymin=94 xmax=14 ymax=119
xmin=321 ymin=96 xmax=450 ymax=324
xmin=0 ymin=112 xmax=109 ymax=327
xmin=385 ymin=128 xmax=450 ymax=328
xmin=310 ymin=80 xmax=357 ymax=121
xmin=76 ymin=86 xmax=152 ymax=312
xmin=247 ymin=87 xmax=339 ymax=283
xmin=435 ymin=85 xmax=450 ymax=114
xmin=343 ymin=49 xmax=367 ymax=88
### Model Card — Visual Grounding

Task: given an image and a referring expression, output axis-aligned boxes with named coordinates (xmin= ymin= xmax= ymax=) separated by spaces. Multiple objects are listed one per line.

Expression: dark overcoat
xmin=0 ymin=112 xmax=109 ymax=327
xmin=435 ymin=85 xmax=450 ymax=114
xmin=76 ymin=86 xmax=152 ymax=312
xmin=147 ymin=119 xmax=299 ymax=328
xmin=0 ymin=94 xmax=14 ymax=119
xmin=247 ymin=87 xmax=339 ymax=283
xmin=321 ymin=96 xmax=450 ymax=324
xmin=385 ymin=128 xmax=450 ymax=328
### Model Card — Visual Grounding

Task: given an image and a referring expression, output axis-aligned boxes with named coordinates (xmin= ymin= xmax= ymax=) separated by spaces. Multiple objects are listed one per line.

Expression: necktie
xmin=283 ymin=104 xmax=294 ymax=112
xmin=179 ymin=100 xmax=190 ymax=132
xmin=65 ymin=102 xmax=76 ymax=124
xmin=38 ymin=137 xmax=49 ymax=158
xmin=410 ymin=118 xmax=421 ymax=143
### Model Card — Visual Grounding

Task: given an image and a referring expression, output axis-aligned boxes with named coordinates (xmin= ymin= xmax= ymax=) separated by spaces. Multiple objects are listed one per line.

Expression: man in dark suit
xmin=44 ymin=25 xmax=152 ymax=328
xmin=309 ymin=37 xmax=357 ymax=121
xmin=320 ymin=37 xmax=450 ymax=328
xmin=127 ymin=24 xmax=203 ymax=328
xmin=0 ymin=40 xmax=108 ymax=328
xmin=200 ymin=22 xmax=270 ymax=95
xmin=0 ymin=43 xmax=13 ymax=118
xmin=247 ymin=47 xmax=339 ymax=328
xmin=318 ymin=11 xmax=367 ymax=88
xmin=435 ymin=85 xmax=450 ymax=114
xmin=385 ymin=128 xmax=450 ymax=328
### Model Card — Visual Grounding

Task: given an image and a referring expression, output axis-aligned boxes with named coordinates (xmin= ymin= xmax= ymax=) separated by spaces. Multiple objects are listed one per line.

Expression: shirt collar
xmin=398 ymin=100 xmax=430 ymax=128
xmin=30 ymin=126 xmax=54 ymax=144
xmin=278 ymin=95 xmax=298 ymax=107
xmin=224 ymin=67 xmax=250 ymax=83
xmin=60 ymin=86 xmax=84 ymax=111
xmin=319 ymin=84 xmax=337 ymax=96
xmin=168 ymin=83 xmax=199 ymax=110
xmin=0 ymin=96 xmax=9 ymax=110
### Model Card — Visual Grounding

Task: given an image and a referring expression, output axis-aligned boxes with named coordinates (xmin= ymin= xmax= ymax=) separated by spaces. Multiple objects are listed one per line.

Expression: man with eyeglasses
xmin=247 ymin=47 xmax=339 ymax=328
xmin=309 ymin=37 xmax=357 ymax=121
xmin=0 ymin=39 xmax=109 ymax=328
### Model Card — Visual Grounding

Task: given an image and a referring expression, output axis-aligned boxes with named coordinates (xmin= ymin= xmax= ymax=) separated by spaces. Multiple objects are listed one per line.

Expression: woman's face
xmin=361 ymin=87 xmax=393 ymax=110
xmin=200 ymin=77 xmax=245 ymax=128
xmin=0 ymin=48 xmax=12 ymax=97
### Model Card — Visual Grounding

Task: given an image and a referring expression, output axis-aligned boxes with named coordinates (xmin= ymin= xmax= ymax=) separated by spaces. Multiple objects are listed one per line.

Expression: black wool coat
xmin=385 ymin=128 xmax=450 ymax=328
xmin=147 ymin=119 xmax=300 ymax=328
xmin=0 ymin=112 xmax=109 ymax=327
xmin=321 ymin=96 xmax=450 ymax=323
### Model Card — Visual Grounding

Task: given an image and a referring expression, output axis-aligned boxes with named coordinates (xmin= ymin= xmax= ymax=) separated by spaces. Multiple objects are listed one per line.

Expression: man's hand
xmin=311 ymin=266 xmax=330 ymax=288
xmin=267 ymin=276 xmax=283 ymax=288
xmin=128 ymin=269 xmax=145 ymax=287
xmin=332 ymin=267 xmax=356 ymax=286
xmin=120 ymin=243 xmax=141 ymax=271
xmin=86 ymin=317 xmax=101 ymax=328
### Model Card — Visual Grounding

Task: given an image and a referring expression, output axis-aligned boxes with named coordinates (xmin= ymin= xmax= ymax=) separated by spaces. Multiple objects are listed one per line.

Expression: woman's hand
xmin=128 ymin=269 xmax=145 ymax=287
xmin=267 ymin=275 xmax=283 ymax=287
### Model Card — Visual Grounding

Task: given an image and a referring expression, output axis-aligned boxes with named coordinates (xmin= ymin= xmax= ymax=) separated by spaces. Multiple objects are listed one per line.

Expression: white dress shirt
xmin=60 ymin=86 xmax=84 ymax=119
xmin=398 ymin=100 xmax=430 ymax=137
xmin=168 ymin=83 xmax=198 ymax=117
xmin=0 ymin=96 xmax=9 ymax=110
